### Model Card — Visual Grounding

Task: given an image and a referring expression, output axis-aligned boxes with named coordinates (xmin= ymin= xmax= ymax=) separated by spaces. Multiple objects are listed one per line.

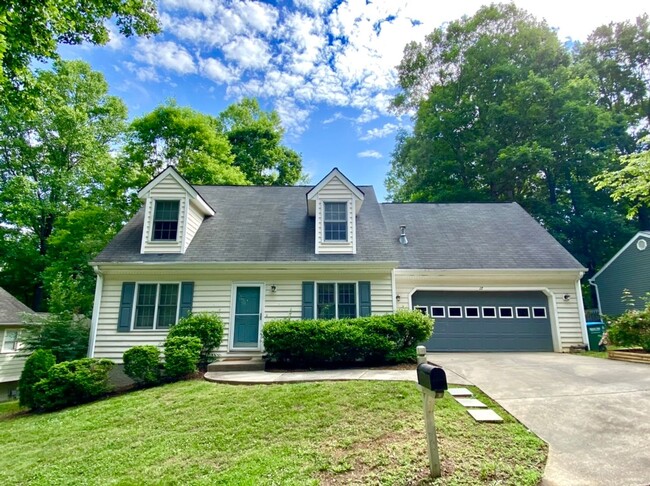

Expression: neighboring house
xmin=0 ymin=287 xmax=35 ymax=401
xmin=589 ymin=232 xmax=650 ymax=316
xmin=88 ymin=167 xmax=588 ymax=361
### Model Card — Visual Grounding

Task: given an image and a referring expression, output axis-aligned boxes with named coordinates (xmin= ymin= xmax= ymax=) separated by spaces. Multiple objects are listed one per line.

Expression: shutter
xmin=358 ymin=281 xmax=371 ymax=317
xmin=179 ymin=282 xmax=194 ymax=319
xmin=302 ymin=281 xmax=315 ymax=319
xmin=117 ymin=282 xmax=136 ymax=332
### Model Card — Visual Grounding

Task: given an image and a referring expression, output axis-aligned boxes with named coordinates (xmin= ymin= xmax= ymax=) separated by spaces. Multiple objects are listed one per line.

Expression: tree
xmin=219 ymin=98 xmax=304 ymax=185
xmin=0 ymin=0 xmax=159 ymax=90
xmin=387 ymin=4 xmax=635 ymax=275
xmin=122 ymin=102 xmax=248 ymax=189
xmin=0 ymin=60 xmax=129 ymax=310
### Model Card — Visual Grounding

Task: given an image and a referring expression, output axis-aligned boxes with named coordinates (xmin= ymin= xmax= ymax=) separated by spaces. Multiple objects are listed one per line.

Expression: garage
xmin=412 ymin=290 xmax=554 ymax=352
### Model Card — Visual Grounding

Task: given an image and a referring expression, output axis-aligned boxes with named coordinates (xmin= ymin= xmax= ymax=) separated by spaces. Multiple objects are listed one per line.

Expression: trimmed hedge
xmin=123 ymin=346 xmax=161 ymax=385
xmin=164 ymin=336 xmax=202 ymax=379
xmin=31 ymin=358 xmax=114 ymax=411
xmin=263 ymin=310 xmax=434 ymax=368
xmin=167 ymin=313 xmax=224 ymax=370
xmin=19 ymin=349 xmax=56 ymax=409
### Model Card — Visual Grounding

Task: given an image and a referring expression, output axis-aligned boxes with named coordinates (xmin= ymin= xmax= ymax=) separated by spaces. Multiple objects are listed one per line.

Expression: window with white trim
xmin=317 ymin=283 xmax=356 ymax=319
xmin=414 ymin=306 xmax=428 ymax=316
xmin=482 ymin=307 xmax=497 ymax=318
xmin=152 ymin=200 xmax=180 ymax=241
xmin=499 ymin=307 xmax=514 ymax=318
xmin=532 ymin=307 xmax=547 ymax=318
xmin=448 ymin=306 xmax=463 ymax=318
xmin=323 ymin=202 xmax=347 ymax=241
xmin=2 ymin=330 xmax=21 ymax=352
xmin=133 ymin=283 xmax=180 ymax=330
xmin=465 ymin=306 xmax=480 ymax=318
xmin=516 ymin=307 xmax=531 ymax=318
xmin=430 ymin=306 xmax=445 ymax=318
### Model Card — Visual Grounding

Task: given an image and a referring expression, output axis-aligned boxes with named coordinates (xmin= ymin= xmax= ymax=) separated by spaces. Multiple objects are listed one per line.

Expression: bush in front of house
xmin=123 ymin=346 xmax=161 ymax=385
xmin=167 ymin=313 xmax=224 ymax=370
xmin=164 ymin=336 xmax=202 ymax=379
xmin=20 ymin=312 xmax=90 ymax=362
xmin=31 ymin=358 xmax=114 ymax=411
xmin=263 ymin=310 xmax=434 ymax=368
xmin=18 ymin=349 xmax=56 ymax=409
xmin=607 ymin=303 xmax=650 ymax=352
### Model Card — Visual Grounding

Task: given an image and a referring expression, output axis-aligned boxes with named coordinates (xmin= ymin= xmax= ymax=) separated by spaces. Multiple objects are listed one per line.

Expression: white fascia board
xmin=306 ymin=168 xmax=365 ymax=201
xmin=395 ymin=268 xmax=586 ymax=277
xmin=591 ymin=232 xmax=648 ymax=282
xmin=137 ymin=166 xmax=214 ymax=216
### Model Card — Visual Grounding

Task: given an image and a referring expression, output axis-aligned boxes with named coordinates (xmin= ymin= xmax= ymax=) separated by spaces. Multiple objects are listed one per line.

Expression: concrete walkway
xmin=428 ymin=352 xmax=650 ymax=486
xmin=204 ymin=367 xmax=471 ymax=385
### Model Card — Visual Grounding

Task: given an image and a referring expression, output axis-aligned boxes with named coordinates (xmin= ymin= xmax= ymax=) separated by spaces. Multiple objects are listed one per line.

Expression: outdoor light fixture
xmin=396 ymin=295 xmax=401 ymax=302
xmin=271 ymin=285 xmax=277 ymax=293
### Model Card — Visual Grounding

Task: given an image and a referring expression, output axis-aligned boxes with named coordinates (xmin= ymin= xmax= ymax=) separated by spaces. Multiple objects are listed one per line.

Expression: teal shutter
xmin=302 ymin=282 xmax=315 ymax=319
xmin=179 ymin=282 xmax=194 ymax=319
xmin=117 ymin=282 xmax=136 ymax=332
xmin=358 ymin=281 xmax=371 ymax=317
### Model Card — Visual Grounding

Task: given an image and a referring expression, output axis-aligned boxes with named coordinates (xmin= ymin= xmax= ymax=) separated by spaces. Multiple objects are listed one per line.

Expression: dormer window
xmin=153 ymin=200 xmax=180 ymax=241
xmin=324 ymin=202 xmax=347 ymax=241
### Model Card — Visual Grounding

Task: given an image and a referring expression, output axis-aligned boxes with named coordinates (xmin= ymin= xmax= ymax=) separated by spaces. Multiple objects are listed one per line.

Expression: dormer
xmin=138 ymin=167 xmax=214 ymax=254
xmin=307 ymin=168 xmax=364 ymax=255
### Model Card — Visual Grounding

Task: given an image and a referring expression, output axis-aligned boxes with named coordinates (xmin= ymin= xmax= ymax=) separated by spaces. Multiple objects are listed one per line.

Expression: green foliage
xmin=167 ymin=313 xmax=224 ymax=370
xmin=31 ymin=358 xmax=114 ymax=411
xmin=18 ymin=349 xmax=56 ymax=409
xmin=163 ymin=336 xmax=202 ymax=380
xmin=123 ymin=346 xmax=161 ymax=385
xmin=263 ymin=311 xmax=434 ymax=368
xmin=607 ymin=302 xmax=650 ymax=352
xmin=20 ymin=313 xmax=90 ymax=363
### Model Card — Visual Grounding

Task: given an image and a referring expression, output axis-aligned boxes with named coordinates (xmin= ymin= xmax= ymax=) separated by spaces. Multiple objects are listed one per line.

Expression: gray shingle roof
xmin=93 ymin=185 xmax=583 ymax=270
xmin=0 ymin=287 xmax=35 ymax=325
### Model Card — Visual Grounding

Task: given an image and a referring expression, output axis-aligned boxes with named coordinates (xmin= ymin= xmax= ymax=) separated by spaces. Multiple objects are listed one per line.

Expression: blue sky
xmin=59 ymin=0 xmax=649 ymax=201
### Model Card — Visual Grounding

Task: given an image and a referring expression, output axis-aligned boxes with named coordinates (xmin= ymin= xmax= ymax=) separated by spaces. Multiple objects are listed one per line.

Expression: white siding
xmin=0 ymin=328 xmax=27 ymax=382
xmin=93 ymin=268 xmax=395 ymax=362
xmin=314 ymin=176 xmax=358 ymax=255
xmin=141 ymin=176 xmax=188 ymax=254
xmin=184 ymin=202 xmax=205 ymax=252
xmin=395 ymin=270 xmax=585 ymax=352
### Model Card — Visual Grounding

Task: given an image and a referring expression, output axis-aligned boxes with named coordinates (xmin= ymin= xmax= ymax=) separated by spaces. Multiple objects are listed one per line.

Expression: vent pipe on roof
xmin=399 ymin=225 xmax=408 ymax=245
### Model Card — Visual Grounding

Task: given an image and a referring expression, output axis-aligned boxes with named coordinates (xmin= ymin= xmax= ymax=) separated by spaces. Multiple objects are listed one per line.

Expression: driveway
xmin=428 ymin=353 xmax=650 ymax=486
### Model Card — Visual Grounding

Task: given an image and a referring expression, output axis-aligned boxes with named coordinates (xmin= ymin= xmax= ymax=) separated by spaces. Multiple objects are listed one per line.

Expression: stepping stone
xmin=448 ymin=387 xmax=473 ymax=397
xmin=455 ymin=398 xmax=487 ymax=408
xmin=468 ymin=409 xmax=503 ymax=423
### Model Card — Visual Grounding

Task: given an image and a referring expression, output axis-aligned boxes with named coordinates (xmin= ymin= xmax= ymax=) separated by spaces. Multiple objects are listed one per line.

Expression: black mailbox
xmin=417 ymin=363 xmax=448 ymax=393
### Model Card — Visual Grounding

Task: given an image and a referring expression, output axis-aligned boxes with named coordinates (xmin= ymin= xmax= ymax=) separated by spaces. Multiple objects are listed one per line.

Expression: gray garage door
xmin=412 ymin=291 xmax=553 ymax=352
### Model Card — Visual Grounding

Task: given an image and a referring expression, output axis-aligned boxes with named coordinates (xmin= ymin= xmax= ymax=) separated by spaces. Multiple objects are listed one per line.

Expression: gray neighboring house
xmin=0 ymin=287 xmax=35 ymax=401
xmin=89 ymin=167 xmax=588 ymax=361
xmin=590 ymin=231 xmax=650 ymax=316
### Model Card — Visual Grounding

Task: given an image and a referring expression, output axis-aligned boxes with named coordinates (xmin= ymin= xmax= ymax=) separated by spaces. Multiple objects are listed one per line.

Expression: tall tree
xmin=219 ymin=98 xmax=303 ymax=185
xmin=0 ymin=0 xmax=159 ymax=91
xmin=0 ymin=60 xmax=128 ymax=311
xmin=387 ymin=4 xmax=635 ymax=275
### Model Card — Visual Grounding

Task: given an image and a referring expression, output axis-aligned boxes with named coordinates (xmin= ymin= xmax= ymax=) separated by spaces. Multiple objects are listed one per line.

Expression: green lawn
xmin=0 ymin=380 xmax=546 ymax=485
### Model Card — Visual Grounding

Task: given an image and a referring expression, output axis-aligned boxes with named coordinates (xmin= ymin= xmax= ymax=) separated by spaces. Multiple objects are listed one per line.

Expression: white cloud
xmin=358 ymin=150 xmax=383 ymax=159
xmin=199 ymin=57 xmax=237 ymax=83
xmin=223 ymin=36 xmax=271 ymax=69
xmin=274 ymin=98 xmax=311 ymax=136
xmin=323 ymin=112 xmax=344 ymax=124
xmin=360 ymin=122 xmax=399 ymax=140
xmin=235 ymin=0 xmax=279 ymax=34
xmin=160 ymin=0 xmax=222 ymax=17
xmin=133 ymin=39 xmax=196 ymax=74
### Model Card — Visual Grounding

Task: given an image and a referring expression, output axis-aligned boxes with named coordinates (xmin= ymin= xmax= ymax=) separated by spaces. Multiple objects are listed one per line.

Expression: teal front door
xmin=233 ymin=286 xmax=261 ymax=348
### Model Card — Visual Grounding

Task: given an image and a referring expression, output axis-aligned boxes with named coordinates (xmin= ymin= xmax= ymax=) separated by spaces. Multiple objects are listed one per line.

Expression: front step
xmin=207 ymin=357 xmax=265 ymax=372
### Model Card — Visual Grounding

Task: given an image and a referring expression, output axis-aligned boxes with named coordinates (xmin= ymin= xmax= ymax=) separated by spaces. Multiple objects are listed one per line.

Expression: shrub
xmin=32 ymin=358 xmax=114 ymax=411
xmin=164 ymin=336 xmax=202 ymax=380
xmin=19 ymin=349 xmax=56 ymax=409
xmin=20 ymin=312 xmax=90 ymax=362
xmin=167 ymin=313 xmax=224 ymax=370
xmin=263 ymin=311 xmax=434 ymax=368
xmin=607 ymin=303 xmax=650 ymax=351
xmin=123 ymin=346 xmax=161 ymax=385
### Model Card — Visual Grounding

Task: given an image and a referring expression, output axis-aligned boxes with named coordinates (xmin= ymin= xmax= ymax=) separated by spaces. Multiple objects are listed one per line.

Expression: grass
xmin=0 ymin=380 xmax=546 ymax=485
xmin=0 ymin=400 xmax=23 ymax=420
xmin=578 ymin=346 xmax=621 ymax=359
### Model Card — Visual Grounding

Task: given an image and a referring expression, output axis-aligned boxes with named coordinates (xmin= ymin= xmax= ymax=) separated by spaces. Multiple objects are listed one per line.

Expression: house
xmin=589 ymin=231 xmax=650 ymax=316
xmin=0 ymin=287 xmax=35 ymax=401
xmin=88 ymin=167 xmax=588 ymax=361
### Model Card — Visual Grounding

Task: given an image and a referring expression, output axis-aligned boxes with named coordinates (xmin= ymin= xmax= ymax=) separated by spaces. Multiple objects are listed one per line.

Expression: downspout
xmin=88 ymin=265 xmax=103 ymax=358
xmin=588 ymin=277 xmax=603 ymax=318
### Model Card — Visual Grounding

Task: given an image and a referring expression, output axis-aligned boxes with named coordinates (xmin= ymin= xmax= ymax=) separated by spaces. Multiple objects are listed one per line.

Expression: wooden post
xmin=421 ymin=388 xmax=442 ymax=477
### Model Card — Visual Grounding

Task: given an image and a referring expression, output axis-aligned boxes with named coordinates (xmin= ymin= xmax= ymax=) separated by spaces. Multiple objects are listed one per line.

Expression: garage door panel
xmin=413 ymin=291 xmax=553 ymax=352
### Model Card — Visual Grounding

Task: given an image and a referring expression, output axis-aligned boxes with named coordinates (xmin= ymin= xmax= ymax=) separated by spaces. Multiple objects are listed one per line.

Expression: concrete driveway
xmin=428 ymin=353 xmax=650 ymax=486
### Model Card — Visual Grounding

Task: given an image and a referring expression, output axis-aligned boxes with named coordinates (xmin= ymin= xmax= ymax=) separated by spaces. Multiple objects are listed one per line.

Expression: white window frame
xmin=516 ymin=307 xmax=531 ymax=319
xmin=414 ymin=306 xmax=428 ymax=316
xmin=465 ymin=306 xmax=480 ymax=318
xmin=482 ymin=307 xmax=497 ymax=318
xmin=322 ymin=201 xmax=349 ymax=243
xmin=131 ymin=282 xmax=182 ymax=331
xmin=151 ymin=199 xmax=181 ymax=243
xmin=315 ymin=282 xmax=358 ymax=319
xmin=447 ymin=306 xmax=463 ymax=318
xmin=499 ymin=307 xmax=514 ymax=319
xmin=430 ymin=306 xmax=446 ymax=318
xmin=532 ymin=307 xmax=547 ymax=319
xmin=1 ymin=329 xmax=21 ymax=353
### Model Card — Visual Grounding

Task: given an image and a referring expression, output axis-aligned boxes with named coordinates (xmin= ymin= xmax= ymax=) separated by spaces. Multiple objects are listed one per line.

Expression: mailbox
xmin=417 ymin=363 xmax=448 ymax=394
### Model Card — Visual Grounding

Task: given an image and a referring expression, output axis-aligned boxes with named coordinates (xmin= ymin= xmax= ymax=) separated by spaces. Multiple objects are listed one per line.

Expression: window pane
xmin=317 ymin=283 xmax=336 ymax=319
xmin=157 ymin=284 xmax=179 ymax=329
xmin=338 ymin=283 xmax=356 ymax=318
xmin=3 ymin=330 xmax=19 ymax=351
xmin=324 ymin=202 xmax=347 ymax=241
xmin=153 ymin=201 xmax=179 ymax=241
xmin=134 ymin=284 xmax=157 ymax=329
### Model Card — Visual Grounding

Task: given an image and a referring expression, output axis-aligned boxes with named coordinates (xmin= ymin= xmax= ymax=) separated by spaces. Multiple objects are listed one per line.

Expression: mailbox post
xmin=416 ymin=363 xmax=448 ymax=478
